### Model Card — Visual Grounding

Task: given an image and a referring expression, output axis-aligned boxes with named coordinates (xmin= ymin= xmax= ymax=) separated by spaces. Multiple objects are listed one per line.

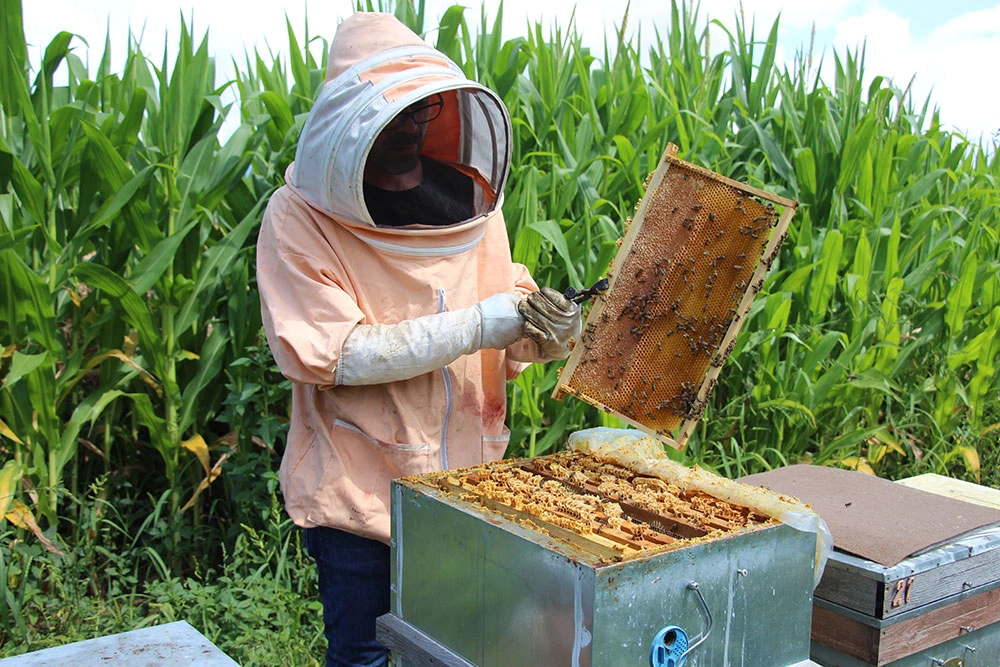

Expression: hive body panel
xmin=391 ymin=452 xmax=816 ymax=666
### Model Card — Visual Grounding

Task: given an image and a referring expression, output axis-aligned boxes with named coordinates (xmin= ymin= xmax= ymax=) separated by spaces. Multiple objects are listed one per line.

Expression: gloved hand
xmin=516 ymin=287 xmax=582 ymax=360
xmin=336 ymin=293 xmax=526 ymax=386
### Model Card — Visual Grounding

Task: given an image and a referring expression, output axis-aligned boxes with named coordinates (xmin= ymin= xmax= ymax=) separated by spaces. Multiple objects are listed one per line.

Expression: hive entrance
xmin=554 ymin=145 xmax=797 ymax=449
xmin=426 ymin=451 xmax=773 ymax=561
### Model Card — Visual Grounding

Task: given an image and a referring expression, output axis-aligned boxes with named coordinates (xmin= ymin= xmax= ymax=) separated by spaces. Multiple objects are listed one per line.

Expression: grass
xmin=0 ymin=486 xmax=322 ymax=666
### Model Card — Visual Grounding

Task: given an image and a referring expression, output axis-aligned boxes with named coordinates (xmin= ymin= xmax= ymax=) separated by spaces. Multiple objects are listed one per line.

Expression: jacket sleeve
xmin=256 ymin=190 xmax=363 ymax=389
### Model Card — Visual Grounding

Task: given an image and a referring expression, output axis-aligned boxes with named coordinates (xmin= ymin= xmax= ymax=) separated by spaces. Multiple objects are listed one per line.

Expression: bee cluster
xmin=561 ymin=161 xmax=782 ymax=441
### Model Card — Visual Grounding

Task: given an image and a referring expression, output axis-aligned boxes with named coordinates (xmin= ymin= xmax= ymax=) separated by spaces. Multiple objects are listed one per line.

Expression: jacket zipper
xmin=438 ymin=288 xmax=452 ymax=470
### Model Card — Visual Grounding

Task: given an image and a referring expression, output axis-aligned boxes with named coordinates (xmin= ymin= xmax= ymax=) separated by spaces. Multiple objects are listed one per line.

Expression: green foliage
xmin=142 ymin=504 xmax=323 ymax=666
xmin=0 ymin=6 xmax=273 ymax=545
xmin=0 ymin=483 xmax=321 ymax=666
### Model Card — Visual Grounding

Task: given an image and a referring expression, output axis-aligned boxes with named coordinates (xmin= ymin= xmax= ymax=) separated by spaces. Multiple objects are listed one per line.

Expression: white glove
xmin=515 ymin=287 xmax=582 ymax=360
xmin=335 ymin=293 xmax=526 ymax=386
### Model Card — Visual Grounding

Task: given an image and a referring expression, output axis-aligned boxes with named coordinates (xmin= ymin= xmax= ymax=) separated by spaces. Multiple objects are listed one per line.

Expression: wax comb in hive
xmin=553 ymin=144 xmax=798 ymax=449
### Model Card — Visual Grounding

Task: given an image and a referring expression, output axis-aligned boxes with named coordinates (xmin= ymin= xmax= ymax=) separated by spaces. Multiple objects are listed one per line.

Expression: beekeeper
xmin=256 ymin=12 xmax=581 ymax=667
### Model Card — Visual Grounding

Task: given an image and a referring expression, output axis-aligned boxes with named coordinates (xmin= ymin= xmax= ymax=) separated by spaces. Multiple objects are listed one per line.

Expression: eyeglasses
xmin=392 ymin=95 xmax=444 ymax=125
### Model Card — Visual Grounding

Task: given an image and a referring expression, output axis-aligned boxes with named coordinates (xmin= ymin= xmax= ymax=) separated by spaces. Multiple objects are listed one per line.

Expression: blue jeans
xmin=304 ymin=526 xmax=391 ymax=667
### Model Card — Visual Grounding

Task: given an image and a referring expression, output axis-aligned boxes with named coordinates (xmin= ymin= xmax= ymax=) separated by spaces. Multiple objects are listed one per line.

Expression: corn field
xmin=1 ymin=0 xmax=998 ymax=658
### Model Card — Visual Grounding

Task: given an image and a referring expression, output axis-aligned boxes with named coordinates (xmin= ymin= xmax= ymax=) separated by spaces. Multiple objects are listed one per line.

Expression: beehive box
xmin=810 ymin=533 xmax=1000 ymax=666
xmin=741 ymin=468 xmax=1000 ymax=666
xmin=390 ymin=436 xmax=821 ymax=666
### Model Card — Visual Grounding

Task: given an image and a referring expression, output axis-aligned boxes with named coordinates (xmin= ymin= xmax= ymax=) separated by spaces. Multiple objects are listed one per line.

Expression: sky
xmin=20 ymin=0 xmax=1000 ymax=144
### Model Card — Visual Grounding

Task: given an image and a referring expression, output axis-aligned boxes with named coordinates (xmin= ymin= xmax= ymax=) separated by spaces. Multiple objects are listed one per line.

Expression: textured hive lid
xmin=554 ymin=144 xmax=798 ymax=449
xmin=740 ymin=465 xmax=1000 ymax=566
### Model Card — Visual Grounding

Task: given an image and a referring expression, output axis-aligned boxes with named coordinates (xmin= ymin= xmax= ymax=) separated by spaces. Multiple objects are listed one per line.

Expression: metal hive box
xmin=390 ymin=434 xmax=822 ymax=666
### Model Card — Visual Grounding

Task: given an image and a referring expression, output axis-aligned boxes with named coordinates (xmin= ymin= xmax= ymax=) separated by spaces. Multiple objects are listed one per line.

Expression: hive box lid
xmin=0 ymin=621 xmax=238 ymax=667
xmin=739 ymin=465 xmax=1000 ymax=567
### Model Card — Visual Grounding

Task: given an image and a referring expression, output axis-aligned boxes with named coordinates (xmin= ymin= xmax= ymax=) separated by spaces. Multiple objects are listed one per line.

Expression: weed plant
xmin=0 ymin=481 xmax=321 ymax=665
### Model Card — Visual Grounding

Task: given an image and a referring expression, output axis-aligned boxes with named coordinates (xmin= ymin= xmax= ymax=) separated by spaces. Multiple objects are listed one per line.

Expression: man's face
xmin=366 ymin=95 xmax=443 ymax=176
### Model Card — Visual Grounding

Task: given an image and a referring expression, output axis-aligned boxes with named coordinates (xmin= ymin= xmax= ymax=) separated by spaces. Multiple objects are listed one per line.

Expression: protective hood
xmin=291 ymin=12 xmax=512 ymax=231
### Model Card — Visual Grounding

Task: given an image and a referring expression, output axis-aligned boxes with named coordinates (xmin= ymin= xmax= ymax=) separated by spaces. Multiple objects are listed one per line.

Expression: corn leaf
xmin=5 ymin=500 xmax=63 ymax=554
xmin=836 ymin=114 xmax=876 ymax=194
xmin=0 ymin=459 xmax=24 ymax=521
xmin=945 ymin=251 xmax=978 ymax=336
xmin=808 ymin=229 xmax=843 ymax=321
xmin=181 ymin=433 xmax=211 ymax=477
xmin=71 ymin=263 xmax=158 ymax=358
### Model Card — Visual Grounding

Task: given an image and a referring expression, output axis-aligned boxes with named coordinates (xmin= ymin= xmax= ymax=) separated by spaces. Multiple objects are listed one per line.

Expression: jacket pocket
xmin=482 ymin=426 xmax=511 ymax=462
xmin=333 ymin=418 xmax=433 ymax=480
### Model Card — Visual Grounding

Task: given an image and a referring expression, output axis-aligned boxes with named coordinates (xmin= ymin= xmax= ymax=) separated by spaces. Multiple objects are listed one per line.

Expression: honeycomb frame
xmin=553 ymin=144 xmax=798 ymax=449
xmin=422 ymin=451 xmax=775 ymax=560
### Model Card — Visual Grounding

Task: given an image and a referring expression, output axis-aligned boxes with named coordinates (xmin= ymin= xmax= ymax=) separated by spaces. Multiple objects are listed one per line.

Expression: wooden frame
xmin=553 ymin=143 xmax=798 ymax=449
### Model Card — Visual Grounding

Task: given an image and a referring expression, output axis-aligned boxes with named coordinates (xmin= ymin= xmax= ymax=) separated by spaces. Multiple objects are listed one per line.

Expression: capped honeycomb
xmin=554 ymin=144 xmax=797 ymax=448
xmin=424 ymin=451 xmax=774 ymax=561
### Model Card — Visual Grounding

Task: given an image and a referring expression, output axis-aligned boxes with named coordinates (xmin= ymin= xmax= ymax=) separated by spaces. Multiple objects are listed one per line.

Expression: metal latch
xmin=649 ymin=581 xmax=713 ymax=667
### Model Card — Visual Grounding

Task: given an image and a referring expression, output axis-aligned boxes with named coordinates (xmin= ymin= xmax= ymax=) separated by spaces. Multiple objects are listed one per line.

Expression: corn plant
xmin=693 ymin=25 xmax=1000 ymax=479
xmin=411 ymin=0 xmax=1000 ymax=478
xmin=0 ymin=2 xmax=271 ymax=563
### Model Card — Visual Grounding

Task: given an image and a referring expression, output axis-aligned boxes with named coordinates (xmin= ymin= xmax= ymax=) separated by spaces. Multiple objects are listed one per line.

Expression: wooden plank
xmin=520 ymin=460 xmax=712 ymax=538
xmin=814 ymin=564 xmax=882 ymax=617
xmin=812 ymin=586 xmax=1000 ymax=665
xmin=435 ymin=478 xmax=626 ymax=561
xmin=897 ymin=473 xmax=1000 ymax=510
xmin=816 ymin=547 xmax=1000 ymax=620
xmin=534 ymin=505 xmax=656 ymax=550
xmin=376 ymin=614 xmax=474 ymax=667
xmin=664 ymin=151 xmax=798 ymax=208
xmin=616 ymin=499 xmax=716 ymax=537
xmin=877 ymin=586 xmax=1000 ymax=663
xmin=811 ymin=605 xmax=879 ymax=664
xmin=881 ymin=546 xmax=1000 ymax=618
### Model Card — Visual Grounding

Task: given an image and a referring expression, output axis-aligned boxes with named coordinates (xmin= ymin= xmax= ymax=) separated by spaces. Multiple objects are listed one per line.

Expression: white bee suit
xmin=257 ymin=12 xmax=543 ymax=543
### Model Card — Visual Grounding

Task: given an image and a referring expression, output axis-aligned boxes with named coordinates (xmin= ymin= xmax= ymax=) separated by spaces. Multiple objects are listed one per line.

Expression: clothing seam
xmin=333 ymin=418 xmax=430 ymax=451
xmin=438 ymin=288 xmax=451 ymax=470
xmin=359 ymin=229 xmax=487 ymax=257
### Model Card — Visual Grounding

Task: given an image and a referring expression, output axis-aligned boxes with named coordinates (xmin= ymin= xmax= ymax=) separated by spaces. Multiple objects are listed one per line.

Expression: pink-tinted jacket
xmin=256 ymin=13 xmax=536 ymax=543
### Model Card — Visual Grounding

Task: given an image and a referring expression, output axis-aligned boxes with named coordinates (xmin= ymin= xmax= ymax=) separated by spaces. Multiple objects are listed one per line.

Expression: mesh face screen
xmin=554 ymin=145 xmax=797 ymax=449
